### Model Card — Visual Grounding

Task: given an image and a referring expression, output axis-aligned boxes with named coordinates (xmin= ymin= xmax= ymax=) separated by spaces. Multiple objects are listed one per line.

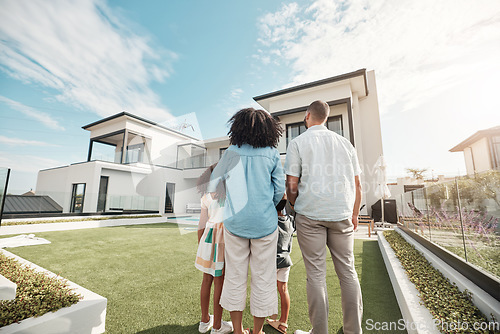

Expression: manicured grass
xmin=6 ymin=223 xmax=403 ymax=333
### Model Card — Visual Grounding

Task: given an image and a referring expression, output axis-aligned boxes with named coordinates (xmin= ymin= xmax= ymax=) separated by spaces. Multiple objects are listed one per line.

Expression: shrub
xmin=384 ymin=230 xmax=495 ymax=334
xmin=0 ymin=253 xmax=82 ymax=327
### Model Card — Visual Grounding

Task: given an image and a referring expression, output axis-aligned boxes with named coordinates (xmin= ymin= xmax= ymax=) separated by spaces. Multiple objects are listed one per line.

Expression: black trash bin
xmin=371 ymin=199 xmax=397 ymax=223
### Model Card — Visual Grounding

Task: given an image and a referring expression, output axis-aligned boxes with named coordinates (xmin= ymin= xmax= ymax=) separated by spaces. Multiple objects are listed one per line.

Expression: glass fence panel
xmin=425 ymin=182 xmax=466 ymax=258
xmin=398 ymin=169 xmax=500 ymax=279
xmin=107 ymin=195 xmax=159 ymax=212
xmin=457 ymin=171 xmax=500 ymax=278
xmin=400 ymin=188 xmax=430 ymax=237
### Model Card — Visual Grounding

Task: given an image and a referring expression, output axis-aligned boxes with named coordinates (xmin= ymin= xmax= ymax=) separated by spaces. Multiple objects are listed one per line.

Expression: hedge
xmin=0 ymin=252 xmax=82 ymax=327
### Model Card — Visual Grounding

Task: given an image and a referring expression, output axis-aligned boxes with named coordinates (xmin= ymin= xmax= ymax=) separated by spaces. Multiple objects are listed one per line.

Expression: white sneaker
xmin=294 ymin=330 xmax=312 ymax=334
xmin=199 ymin=315 xmax=214 ymax=333
xmin=211 ymin=320 xmax=233 ymax=334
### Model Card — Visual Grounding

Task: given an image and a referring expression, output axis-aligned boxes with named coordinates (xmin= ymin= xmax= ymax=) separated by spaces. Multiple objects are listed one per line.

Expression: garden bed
xmin=381 ymin=229 xmax=497 ymax=334
xmin=0 ymin=249 xmax=107 ymax=333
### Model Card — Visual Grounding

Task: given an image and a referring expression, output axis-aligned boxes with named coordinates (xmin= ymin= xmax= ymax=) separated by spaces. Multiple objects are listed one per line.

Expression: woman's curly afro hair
xmin=228 ymin=108 xmax=283 ymax=148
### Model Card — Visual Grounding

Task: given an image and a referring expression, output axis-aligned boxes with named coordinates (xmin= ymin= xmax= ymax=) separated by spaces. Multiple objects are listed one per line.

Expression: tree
xmin=406 ymin=168 xmax=428 ymax=180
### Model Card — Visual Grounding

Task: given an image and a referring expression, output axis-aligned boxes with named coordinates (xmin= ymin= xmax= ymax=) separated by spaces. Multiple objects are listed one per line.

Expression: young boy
xmin=267 ymin=195 xmax=294 ymax=334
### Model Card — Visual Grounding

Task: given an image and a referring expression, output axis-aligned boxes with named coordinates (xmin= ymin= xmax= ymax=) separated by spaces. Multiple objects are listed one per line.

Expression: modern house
xmin=253 ymin=68 xmax=383 ymax=214
xmin=36 ymin=68 xmax=384 ymax=216
xmin=450 ymin=125 xmax=500 ymax=175
xmin=36 ymin=112 xmax=225 ymax=215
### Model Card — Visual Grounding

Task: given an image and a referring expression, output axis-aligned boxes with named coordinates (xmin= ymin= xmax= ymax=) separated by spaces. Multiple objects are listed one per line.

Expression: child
xmin=267 ymin=195 xmax=294 ymax=334
xmin=195 ymin=164 xmax=233 ymax=334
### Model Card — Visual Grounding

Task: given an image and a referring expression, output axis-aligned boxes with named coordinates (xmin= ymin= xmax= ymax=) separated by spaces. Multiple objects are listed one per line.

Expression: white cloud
xmin=0 ymin=135 xmax=59 ymax=147
xmin=256 ymin=0 xmax=500 ymax=114
xmin=231 ymin=88 xmax=244 ymax=98
xmin=0 ymin=0 xmax=176 ymax=122
xmin=0 ymin=95 xmax=65 ymax=131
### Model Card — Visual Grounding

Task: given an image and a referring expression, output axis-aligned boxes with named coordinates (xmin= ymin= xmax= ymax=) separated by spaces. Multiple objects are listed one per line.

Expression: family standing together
xmin=194 ymin=101 xmax=363 ymax=334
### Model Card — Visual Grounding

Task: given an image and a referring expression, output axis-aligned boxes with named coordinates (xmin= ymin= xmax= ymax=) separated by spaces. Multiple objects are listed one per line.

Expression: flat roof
xmin=253 ymin=68 xmax=368 ymax=101
xmin=449 ymin=125 xmax=500 ymax=152
xmin=82 ymin=111 xmax=199 ymax=140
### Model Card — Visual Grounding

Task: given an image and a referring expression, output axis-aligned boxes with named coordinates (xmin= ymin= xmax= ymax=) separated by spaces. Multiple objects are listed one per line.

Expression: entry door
xmin=97 ymin=176 xmax=109 ymax=212
xmin=165 ymin=183 xmax=175 ymax=213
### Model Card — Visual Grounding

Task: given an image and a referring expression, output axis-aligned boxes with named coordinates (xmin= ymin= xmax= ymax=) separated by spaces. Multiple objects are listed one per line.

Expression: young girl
xmin=208 ymin=108 xmax=285 ymax=334
xmin=195 ymin=164 xmax=233 ymax=334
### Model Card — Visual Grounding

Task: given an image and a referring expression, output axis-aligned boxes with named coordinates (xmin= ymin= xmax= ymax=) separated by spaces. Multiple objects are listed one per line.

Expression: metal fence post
xmin=455 ymin=177 xmax=468 ymax=262
xmin=424 ymin=187 xmax=431 ymax=242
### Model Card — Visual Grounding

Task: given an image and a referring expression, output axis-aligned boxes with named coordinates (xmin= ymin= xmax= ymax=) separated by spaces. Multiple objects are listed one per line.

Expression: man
xmin=285 ymin=100 xmax=363 ymax=334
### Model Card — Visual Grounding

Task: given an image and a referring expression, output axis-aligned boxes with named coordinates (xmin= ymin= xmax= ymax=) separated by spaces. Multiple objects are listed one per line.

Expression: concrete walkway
xmin=0 ymin=214 xmax=377 ymax=240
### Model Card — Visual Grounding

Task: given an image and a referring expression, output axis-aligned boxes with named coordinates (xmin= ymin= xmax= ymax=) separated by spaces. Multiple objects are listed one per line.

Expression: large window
xmin=219 ymin=147 xmax=228 ymax=158
xmin=70 ymin=183 xmax=86 ymax=213
xmin=126 ymin=143 xmax=145 ymax=164
xmin=286 ymin=115 xmax=343 ymax=147
xmin=326 ymin=115 xmax=343 ymax=136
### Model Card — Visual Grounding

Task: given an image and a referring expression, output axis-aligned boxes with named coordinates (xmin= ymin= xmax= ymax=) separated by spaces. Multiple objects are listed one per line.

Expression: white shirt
xmin=198 ymin=193 xmax=224 ymax=230
xmin=284 ymin=124 xmax=362 ymax=221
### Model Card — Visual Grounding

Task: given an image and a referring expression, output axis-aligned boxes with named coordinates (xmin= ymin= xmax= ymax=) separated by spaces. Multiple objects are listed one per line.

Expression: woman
xmin=208 ymin=108 xmax=285 ymax=334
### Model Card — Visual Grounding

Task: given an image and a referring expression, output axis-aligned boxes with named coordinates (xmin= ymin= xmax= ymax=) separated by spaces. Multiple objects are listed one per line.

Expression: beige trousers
xmin=220 ymin=227 xmax=278 ymax=317
xmin=295 ymin=214 xmax=363 ymax=334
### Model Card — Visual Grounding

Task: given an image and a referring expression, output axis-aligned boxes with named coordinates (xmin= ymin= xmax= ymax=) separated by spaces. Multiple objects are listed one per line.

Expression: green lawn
xmin=5 ymin=223 xmax=403 ymax=333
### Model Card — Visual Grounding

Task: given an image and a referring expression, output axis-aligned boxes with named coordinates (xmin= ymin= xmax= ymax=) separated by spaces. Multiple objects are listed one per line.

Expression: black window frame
xmin=219 ymin=147 xmax=228 ymax=158
xmin=70 ymin=183 xmax=86 ymax=213
xmin=285 ymin=115 xmax=344 ymax=147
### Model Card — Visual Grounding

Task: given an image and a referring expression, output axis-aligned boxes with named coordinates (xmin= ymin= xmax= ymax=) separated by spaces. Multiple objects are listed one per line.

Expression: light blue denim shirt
xmin=208 ymin=144 xmax=285 ymax=239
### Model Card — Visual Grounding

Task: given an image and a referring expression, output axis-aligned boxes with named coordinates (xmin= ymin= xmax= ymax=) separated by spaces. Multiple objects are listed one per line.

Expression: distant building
xmin=450 ymin=125 xmax=500 ymax=175
xmin=36 ymin=68 xmax=384 ymax=215
xmin=388 ymin=175 xmax=455 ymax=200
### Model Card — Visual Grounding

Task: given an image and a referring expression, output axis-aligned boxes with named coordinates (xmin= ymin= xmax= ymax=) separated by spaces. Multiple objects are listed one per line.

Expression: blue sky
xmin=1 ymin=0 xmax=500 ymax=193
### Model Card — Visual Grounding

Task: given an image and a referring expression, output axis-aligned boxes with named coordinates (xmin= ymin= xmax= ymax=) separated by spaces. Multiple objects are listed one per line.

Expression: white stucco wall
xmin=275 ymin=104 xmax=349 ymax=155
xmin=255 ymin=70 xmax=383 ymax=216
xmin=37 ymin=161 xmax=200 ymax=215
xmin=469 ymin=137 xmax=492 ymax=174
xmin=35 ymin=167 xmax=70 ymax=210
xmin=269 ymin=83 xmax=352 ymax=112
xmin=357 ymin=70 xmax=384 ymax=213
xmin=37 ymin=162 xmax=101 ymax=213
xmin=464 ymin=147 xmax=475 ymax=175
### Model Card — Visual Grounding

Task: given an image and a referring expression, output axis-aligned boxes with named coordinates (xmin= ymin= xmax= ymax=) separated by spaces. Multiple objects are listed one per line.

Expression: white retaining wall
xmin=378 ymin=231 xmax=440 ymax=334
xmin=0 ymin=249 xmax=107 ymax=334
xmin=395 ymin=227 xmax=500 ymax=321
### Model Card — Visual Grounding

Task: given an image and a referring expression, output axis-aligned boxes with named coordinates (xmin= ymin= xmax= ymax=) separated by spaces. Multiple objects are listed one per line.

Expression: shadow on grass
xmin=360 ymin=239 xmax=405 ymax=334
xmin=135 ymin=324 xmax=198 ymax=334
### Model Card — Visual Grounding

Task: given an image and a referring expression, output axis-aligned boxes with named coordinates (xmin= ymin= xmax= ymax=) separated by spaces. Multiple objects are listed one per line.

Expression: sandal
xmin=250 ymin=329 xmax=265 ymax=334
xmin=266 ymin=319 xmax=288 ymax=334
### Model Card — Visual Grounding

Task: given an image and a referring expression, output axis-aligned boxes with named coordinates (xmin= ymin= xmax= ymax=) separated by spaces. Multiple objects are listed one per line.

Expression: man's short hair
xmin=307 ymin=100 xmax=330 ymax=122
